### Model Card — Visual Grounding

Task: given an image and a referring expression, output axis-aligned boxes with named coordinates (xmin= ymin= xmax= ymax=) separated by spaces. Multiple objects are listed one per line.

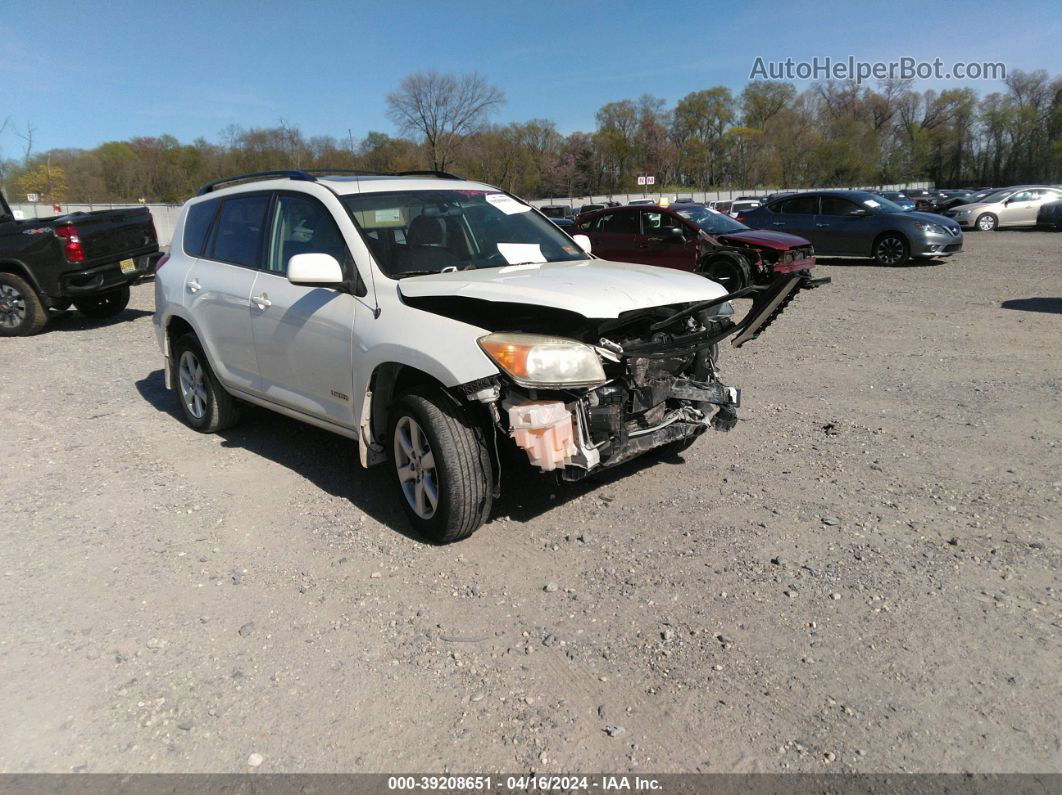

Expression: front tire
xmin=975 ymin=213 xmax=998 ymax=231
xmin=873 ymin=233 xmax=909 ymax=266
xmin=701 ymin=253 xmax=751 ymax=292
xmin=172 ymin=334 xmax=241 ymax=433
xmin=0 ymin=273 xmax=48 ymax=336
xmin=74 ymin=286 xmax=130 ymax=318
xmin=388 ymin=389 xmax=492 ymax=543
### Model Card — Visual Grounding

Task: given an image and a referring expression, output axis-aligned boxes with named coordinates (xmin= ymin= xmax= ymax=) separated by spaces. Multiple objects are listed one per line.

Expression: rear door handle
xmin=187 ymin=279 xmax=201 ymax=294
xmin=251 ymin=293 xmax=272 ymax=309
xmin=815 ymin=223 xmax=830 ymax=228
xmin=772 ymin=222 xmax=786 ymax=226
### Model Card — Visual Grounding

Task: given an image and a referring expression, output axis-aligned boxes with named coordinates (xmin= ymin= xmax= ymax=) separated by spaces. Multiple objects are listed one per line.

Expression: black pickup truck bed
xmin=0 ymin=190 xmax=160 ymax=335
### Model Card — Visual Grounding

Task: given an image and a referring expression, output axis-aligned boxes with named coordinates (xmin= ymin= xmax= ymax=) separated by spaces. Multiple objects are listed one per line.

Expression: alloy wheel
xmin=0 ymin=284 xmax=27 ymax=330
xmin=393 ymin=415 xmax=439 ymax=520
xmin=876 ymin=237 xmax=905 ymax=265
xmin=977 ymin=214 xmax=996 ymax=231
xmin=178 ymin=350 xmax=208 ymax=420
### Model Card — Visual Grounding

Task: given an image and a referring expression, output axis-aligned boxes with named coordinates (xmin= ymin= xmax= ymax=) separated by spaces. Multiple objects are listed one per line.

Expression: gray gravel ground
xmin=1 ymin=230 xmax=1059 ymax=773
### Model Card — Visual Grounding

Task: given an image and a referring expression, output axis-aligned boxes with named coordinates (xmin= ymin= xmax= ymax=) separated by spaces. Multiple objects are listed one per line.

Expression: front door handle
xmin=815 ymin=223 xmax=830 ymax=228
xmin=772 ymin=221 xmax=786 ymax=226
xmin=187 ymin=279 xmax=201 ymax=294
xmin=251 ymin=293 xmax=272 ymax=309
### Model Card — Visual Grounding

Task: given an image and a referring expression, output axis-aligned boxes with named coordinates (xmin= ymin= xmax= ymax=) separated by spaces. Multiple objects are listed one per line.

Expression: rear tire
xmin=388 ymin=389 xmax=492 ymax=543
xmin=975 ymin=213 xmax=998 ymax=231
xmin=701 ymin=253 xmax=751 ymax=291
xmin=0 ymin=273 xmax=48 ymax=336
xmin=172 ymin=333 xmax=241 ymax=433
xmin=74 ymin=285 xmax=130 ymax=318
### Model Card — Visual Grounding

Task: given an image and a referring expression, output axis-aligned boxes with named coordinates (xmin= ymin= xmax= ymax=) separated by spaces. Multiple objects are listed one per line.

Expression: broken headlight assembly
xmin=478 ymin=333 xmax=606 ymax=388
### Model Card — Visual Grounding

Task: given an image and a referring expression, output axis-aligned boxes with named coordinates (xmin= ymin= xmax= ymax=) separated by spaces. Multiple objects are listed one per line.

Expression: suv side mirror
xmin=288 ymin=253 xmax=345 ymax=288
xmin=573 ymin=234 xmax=592 ymax=254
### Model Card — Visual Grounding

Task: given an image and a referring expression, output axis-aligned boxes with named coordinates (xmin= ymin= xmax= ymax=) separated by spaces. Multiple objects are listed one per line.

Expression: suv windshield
xmin=341 ymin=190 xmax=585 ymax=278
xmin=675 ymin=205 xmax=749 ymax=234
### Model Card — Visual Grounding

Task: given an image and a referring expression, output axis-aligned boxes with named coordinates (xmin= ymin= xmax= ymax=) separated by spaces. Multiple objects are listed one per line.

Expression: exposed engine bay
xmin=413 ymin=271 xmax=829 ymax=482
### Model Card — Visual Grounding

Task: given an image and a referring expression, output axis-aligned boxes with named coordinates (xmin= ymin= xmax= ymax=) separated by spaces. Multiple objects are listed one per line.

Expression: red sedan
xmin=572 ymin=203 xmax=815 ymax=291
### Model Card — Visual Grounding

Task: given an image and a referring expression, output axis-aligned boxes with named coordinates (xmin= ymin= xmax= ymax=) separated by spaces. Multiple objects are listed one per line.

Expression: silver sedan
xmin=946 ymin=186 xmax=1062 ymax=231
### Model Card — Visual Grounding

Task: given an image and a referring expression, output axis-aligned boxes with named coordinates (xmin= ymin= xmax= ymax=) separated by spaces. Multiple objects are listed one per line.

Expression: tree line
xmin=2 ymin=68 xmax=1059 ymax=205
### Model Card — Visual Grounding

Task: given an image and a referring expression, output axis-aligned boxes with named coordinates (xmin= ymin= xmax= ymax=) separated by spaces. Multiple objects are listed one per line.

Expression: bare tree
xmin=386 ymin=71 xmax=505 ymax=171
xmin=14 ymin=121 xmax=35 ymax=164
xmin=0 ymin=116 xmax=10 ymax=190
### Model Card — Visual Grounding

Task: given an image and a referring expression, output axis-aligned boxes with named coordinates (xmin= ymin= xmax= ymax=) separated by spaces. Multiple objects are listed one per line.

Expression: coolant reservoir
xmin=507 ymin=401 xmax=577 ymax=472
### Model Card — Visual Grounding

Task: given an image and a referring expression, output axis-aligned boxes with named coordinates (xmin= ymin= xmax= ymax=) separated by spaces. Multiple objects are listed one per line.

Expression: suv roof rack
xmin=196 ymin=168 xmax=467 ymax=195
xmin=302 ymin=169 xmax=464 ymax=180
xmin=196 ymin=170 xmax=316 ymax=195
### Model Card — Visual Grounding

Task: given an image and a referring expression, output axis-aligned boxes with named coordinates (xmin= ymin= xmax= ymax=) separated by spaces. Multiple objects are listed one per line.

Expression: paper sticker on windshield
xmin=863 ymin=199 xmax=880 ymax=207
xmin=497 ymin=243 xmax=545 ymax=265
xmin=486 ymin=193 xmax=531 ymax=215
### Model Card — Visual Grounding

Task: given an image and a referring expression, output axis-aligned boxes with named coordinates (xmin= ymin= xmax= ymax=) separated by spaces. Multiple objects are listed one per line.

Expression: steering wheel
xmin=480 ymin=252 xmax=508 ymax=267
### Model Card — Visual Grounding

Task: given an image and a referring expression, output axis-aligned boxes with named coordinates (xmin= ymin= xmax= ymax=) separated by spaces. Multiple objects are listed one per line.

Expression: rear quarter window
xmin=183 ymin=200 xmax=219 ymax=257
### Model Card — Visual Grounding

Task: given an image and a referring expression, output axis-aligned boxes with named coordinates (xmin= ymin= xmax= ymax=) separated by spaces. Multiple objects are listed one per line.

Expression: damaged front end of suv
xmin=431 ymin=271 xmax=828 ymax=484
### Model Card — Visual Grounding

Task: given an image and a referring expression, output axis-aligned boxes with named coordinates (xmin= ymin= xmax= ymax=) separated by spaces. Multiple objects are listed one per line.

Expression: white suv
xmin=155 ymin=170 xmax=819 ymax=542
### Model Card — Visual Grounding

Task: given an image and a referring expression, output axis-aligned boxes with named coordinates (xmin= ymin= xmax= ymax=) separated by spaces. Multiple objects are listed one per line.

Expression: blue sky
xmin=1 ymin=0 xmax=1059 ymax=154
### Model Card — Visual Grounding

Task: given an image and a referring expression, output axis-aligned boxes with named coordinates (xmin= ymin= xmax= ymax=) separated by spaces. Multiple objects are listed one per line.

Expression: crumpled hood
xmin=715 ymin=229 xmax=811 ymax=250
xmin=397 ymin=259 xmax=727 ymax=318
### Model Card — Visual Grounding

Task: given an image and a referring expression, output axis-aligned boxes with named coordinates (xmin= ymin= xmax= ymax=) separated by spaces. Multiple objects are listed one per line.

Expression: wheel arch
xmin=0 ymin=259 xmax=44 ymax=295
xmin=162 ymin=311 xmax=205 ymax=388
xmin=362 ymin=362 xmax=460 ymax=467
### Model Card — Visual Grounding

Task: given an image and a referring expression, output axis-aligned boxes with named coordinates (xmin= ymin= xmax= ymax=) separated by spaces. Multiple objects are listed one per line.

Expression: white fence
xmin=8 ymin=181 xmax=933 ymax=247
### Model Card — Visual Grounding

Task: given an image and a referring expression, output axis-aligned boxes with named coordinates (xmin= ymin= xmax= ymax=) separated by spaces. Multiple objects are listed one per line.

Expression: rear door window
xmin=208 ymin=194 xmax=271 ymax=268
xmin=597 ymin=211 xmax=640 ymax=234
xmin=779 ymin=196 xmax=819 ymax=215
xmin=819 ymin=196 xmax=860 ymax=216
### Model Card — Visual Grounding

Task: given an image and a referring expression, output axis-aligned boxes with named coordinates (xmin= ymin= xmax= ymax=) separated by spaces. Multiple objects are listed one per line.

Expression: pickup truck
xmin=0 ymin=189 xmax=160 ymax=335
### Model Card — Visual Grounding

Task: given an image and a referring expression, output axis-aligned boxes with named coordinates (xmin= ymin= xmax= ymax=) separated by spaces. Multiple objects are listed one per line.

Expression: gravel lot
xmin=1 ymin=231 xmax=1059 ymax=774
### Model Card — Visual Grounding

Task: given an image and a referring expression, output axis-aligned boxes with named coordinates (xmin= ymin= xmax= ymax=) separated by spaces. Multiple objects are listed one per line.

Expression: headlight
xmin=915 ymin=222 xmax=948 ymax=235
xmin=954 ymin=208 xmax=970 ymax=216
xmin=478 ymin=333 xmax=606 ymax=388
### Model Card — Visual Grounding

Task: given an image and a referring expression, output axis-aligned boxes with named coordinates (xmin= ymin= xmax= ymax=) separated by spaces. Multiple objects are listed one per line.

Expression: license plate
xmin=119 ymin=258 xmax=136 ymax=274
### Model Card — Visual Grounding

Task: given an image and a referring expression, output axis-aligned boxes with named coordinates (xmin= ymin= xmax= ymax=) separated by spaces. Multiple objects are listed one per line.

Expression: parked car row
xmin=147 ymin=169 xmax=828 ymax=542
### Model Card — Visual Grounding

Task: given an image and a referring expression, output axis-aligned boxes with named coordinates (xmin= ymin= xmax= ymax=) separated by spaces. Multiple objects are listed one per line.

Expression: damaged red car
xmin=571 ymin=203 xmax=815 ymax=291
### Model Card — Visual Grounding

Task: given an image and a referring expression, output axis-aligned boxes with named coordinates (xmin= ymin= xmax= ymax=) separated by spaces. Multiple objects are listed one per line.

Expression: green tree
xmin=16 ymin=163 xmax=68 ymax=201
